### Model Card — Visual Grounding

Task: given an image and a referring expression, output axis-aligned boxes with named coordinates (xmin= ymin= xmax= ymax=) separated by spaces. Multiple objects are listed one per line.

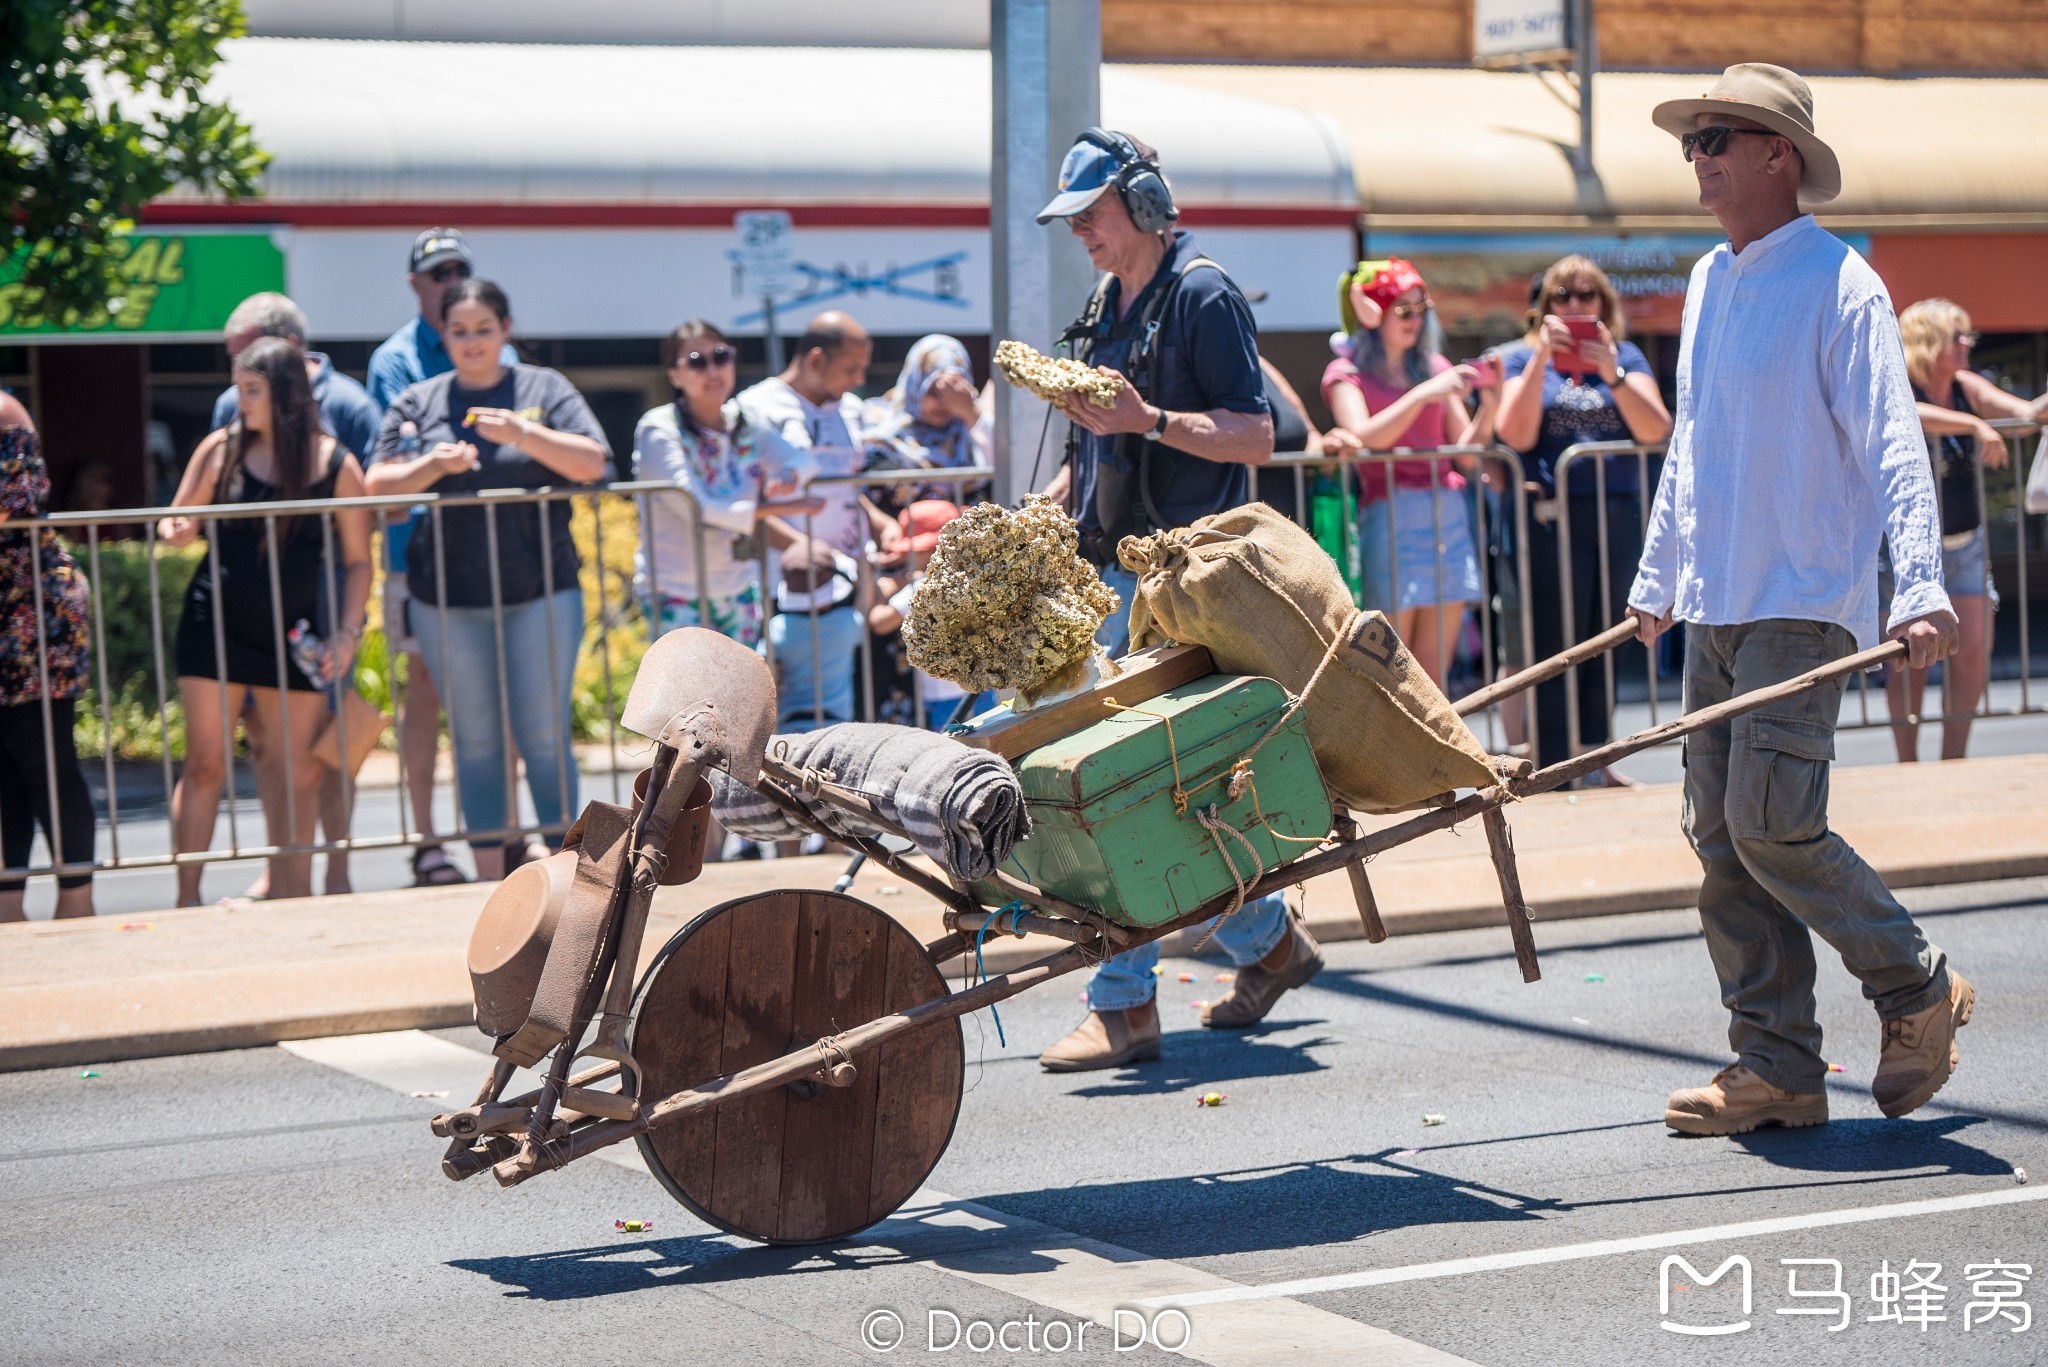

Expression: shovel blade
xmin=622 ymin=627 xmax=777 ymax=785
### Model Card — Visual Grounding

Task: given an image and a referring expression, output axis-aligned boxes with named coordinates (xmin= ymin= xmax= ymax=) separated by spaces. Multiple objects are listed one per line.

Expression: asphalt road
xmin=5 ymin=878 xmax=2044 ymax=1366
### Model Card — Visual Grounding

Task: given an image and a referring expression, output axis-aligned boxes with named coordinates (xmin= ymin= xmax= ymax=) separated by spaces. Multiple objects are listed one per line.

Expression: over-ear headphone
xmin=1077 ymin=127 xmax=1179 ymax=235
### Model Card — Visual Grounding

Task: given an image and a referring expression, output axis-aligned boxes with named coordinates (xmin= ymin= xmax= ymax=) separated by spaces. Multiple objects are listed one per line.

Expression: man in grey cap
xmin=1030 ymin=129 xmax=1326 ymax=1074
xmin=1627 ymin=64 xmax=1970 ymax=1135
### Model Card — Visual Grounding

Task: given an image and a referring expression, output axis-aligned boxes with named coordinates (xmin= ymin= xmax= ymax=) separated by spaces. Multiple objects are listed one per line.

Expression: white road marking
xmin=1143 ymin=1183 xmax=2048 ymax=1310
xmin=278 ymin=1029 xmax=648 ymax=1174
xmin=874 ymin=1191 xmax=1479 ymax=1367
xmin=282 ymin=1029 xmax=1473 ymax=1366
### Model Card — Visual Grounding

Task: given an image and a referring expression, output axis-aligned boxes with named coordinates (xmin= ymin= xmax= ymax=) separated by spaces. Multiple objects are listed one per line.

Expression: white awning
xmin=1150 ymin=64 xmax=2048 ymax=228
xmin=164 ymin=39 xmax=1353 ymax=211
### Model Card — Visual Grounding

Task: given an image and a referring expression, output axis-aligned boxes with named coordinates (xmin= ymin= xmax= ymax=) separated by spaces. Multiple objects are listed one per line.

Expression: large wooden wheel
xmin=629 ymin=890 xmax=964 ymax=1245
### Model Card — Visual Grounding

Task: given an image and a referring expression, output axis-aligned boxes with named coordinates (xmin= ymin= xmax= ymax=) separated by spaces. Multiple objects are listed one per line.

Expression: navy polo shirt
xmin=1071 ymin=231 xmax=1268 ymax=533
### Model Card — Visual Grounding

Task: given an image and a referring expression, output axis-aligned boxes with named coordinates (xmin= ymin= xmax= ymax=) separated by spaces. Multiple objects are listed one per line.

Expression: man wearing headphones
xmin=1035 ymin=130 xmax=1326 ymax=1073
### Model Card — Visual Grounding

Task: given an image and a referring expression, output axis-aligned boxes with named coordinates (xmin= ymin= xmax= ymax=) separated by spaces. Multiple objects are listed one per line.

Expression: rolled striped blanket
xmin=711 ymin=723 xmax=1029 ymax=882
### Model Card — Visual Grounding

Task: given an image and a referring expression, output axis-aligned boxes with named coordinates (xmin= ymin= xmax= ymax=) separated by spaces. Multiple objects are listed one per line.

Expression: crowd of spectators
xmin=0 ymin=219 xmax=2033 ymax=907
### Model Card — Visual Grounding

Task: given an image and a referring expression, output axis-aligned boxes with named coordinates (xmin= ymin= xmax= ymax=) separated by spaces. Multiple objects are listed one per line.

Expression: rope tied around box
xmin=1098 ymin=619 xmax=1351 ymax=852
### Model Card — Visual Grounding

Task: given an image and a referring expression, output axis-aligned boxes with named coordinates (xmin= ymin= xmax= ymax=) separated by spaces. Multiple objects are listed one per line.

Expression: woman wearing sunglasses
xmin=1495 ymin=255 xmax=1672 ymax=779
xmin=364 ymin=278 xmax=610 ymax=882
xmin=1884 ymin=299 xmax=2046 ymax=762
xmin=633 ymin=320 xmax=822 ymax=647
xmin=1323 ymin=258 xmax=1492 ymax=688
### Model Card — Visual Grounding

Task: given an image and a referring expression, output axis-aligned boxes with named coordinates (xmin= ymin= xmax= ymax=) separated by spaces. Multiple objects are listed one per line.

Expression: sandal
xmin=411 ymin=845 xmax=470 ymax=887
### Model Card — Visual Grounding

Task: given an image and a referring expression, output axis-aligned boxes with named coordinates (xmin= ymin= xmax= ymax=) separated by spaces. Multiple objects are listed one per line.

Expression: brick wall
xmin=1103 ymin=0 xmax=2048 ymax=75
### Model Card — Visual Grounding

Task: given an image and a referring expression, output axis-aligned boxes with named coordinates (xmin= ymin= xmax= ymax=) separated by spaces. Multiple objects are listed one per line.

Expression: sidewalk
xmin=6 ymin=754 xmax=2043 ymax=1071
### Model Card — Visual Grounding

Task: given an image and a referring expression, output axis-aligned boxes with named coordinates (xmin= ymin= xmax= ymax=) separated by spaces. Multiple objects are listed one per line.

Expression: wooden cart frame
xmin=433 ymin=622 xmax=1903 ymax=1244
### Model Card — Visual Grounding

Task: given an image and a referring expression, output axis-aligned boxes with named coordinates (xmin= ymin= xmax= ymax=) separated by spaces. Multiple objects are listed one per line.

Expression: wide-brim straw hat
xmin=1651 ymin=62 xmax=1842 ymax=205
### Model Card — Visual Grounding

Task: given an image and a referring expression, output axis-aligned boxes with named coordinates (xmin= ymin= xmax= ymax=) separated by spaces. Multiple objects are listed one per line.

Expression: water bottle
xmin=289 ymin=619 xmax=331 ymax=685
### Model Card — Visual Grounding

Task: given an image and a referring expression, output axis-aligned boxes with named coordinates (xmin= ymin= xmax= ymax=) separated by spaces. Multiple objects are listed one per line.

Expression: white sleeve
xmin=1628 ymin=456 xmax=1680 ymax=617
xmin=1831 ymin=296 xmax=1951 ymax=630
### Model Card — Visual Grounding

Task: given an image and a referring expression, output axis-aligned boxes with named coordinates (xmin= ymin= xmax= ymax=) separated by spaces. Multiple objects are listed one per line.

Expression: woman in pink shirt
xmin=1322 ymin=259 xmax=1494 ymax=685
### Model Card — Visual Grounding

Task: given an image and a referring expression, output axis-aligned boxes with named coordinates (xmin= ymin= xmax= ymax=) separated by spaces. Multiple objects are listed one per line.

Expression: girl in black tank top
xmin=157 ymin=337 xmax=375 ymax=906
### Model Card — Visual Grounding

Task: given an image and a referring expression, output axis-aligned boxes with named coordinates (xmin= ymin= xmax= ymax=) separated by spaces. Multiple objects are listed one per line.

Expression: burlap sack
xmin=1119 ymin=502 xmax=1501 ymax=813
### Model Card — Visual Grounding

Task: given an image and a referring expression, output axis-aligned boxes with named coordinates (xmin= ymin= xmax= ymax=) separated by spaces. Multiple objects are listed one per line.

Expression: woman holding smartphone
xmin=1495 ymin=255 xmax=1672 ymax=778
xmin=1323 ymin=259 xmax=1494 ymax=688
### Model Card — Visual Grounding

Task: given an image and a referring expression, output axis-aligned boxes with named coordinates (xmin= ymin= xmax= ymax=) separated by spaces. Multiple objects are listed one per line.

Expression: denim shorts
xmin=1880 ymin=526 xmax=1997 ymax=612
xmin=1358 ymin=487 xmax=1483 ymax=612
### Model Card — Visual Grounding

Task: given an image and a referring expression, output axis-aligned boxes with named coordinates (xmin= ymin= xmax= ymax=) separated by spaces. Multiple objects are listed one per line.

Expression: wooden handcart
xmin=433 ymin=621 xmax=1903 ymax=1245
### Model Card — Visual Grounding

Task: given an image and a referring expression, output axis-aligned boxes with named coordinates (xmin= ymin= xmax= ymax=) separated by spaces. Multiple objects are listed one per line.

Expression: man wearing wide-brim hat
xmin=1626 ymin=64 xmax=1973 ymax=1136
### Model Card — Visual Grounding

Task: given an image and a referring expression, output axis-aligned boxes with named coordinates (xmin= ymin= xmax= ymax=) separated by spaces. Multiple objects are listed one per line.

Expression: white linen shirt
xmin=1629 ymin=215 xmax=1950 ymax=649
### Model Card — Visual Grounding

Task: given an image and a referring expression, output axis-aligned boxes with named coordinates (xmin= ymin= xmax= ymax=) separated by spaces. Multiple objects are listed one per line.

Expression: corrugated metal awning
xmin=156 ymin=39 xmax=1353 ymax=213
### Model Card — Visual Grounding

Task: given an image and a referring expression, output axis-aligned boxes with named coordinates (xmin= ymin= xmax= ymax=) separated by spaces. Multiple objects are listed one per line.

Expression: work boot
xmin=1872 ymin=970 xmax=1975 ymax=1119
xmin=1665 ymin=1064 xmax=1827 ymax=1136
xmin=1039 ymin=1005 xmax=1161 ymax=1072
xmin=1201 ymin=913 xmax=1325 ymax=1029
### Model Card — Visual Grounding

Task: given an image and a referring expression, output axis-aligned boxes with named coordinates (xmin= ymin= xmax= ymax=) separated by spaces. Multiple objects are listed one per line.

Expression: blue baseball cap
xmin=1036 ymin=141 xmax=1120 ymax=224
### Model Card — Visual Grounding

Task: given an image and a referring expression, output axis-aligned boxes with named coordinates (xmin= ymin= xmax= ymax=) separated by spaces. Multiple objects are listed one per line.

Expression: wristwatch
xmin=1142 ymin=406 xmax=1169 ymax=442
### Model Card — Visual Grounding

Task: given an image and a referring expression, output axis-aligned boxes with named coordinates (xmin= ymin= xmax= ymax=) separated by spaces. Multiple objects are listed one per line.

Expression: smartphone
xmin=1553 ymin=318 xmax=1601 ymax=378
xmin=1472 ymin=353 xmax=1504 ymax=390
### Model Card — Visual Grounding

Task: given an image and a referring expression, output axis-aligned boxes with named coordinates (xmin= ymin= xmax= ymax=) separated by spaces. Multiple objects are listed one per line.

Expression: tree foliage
xmin=2 ymin=1 xmax=267 ymax=324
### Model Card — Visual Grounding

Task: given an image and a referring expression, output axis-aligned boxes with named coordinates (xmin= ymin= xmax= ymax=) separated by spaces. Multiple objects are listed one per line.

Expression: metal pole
xmin=1573 ymin=0 xmax=1596 ymax=178
xmin=762 ymin=296 xmax=784 ymax=375
xmin=991 ymin=0 xmax=1101 ymax=503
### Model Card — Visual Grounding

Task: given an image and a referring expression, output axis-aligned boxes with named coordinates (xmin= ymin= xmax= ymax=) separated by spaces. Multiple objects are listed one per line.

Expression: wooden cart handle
xmin=1455 ymin=618 xmax=1641 ymax=717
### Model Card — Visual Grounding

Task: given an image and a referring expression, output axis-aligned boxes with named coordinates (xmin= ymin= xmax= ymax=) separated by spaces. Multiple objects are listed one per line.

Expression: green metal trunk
xmin=997 ymin=675 xmax=1333 ymax=927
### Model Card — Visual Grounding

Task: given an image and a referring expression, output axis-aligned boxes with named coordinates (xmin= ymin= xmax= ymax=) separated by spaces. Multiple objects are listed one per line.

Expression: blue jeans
xmin=1085 ymin=563 xmax=1290 ymax=1007
xmin=1087 ymin=892 xmax=1291 ymax=1010
xmin=1095 ymin=563 xmax=1140 ymax=657
xmin=412 ymin=587 xmax=583 ymax=851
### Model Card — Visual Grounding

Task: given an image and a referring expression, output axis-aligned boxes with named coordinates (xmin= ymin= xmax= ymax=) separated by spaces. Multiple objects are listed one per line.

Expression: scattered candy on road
xmin=615 ymin=1219 xmax=653 ymax=1233
xmin=1422 ymin=1114 xmax=1446 ymax=1126
xmin=1196 ymin=1092 xmax=1228 ymax=1107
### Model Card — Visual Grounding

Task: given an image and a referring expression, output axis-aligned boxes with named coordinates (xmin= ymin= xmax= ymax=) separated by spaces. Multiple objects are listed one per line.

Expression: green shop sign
xmin=0 ymin=231 xmax=286 ymax=338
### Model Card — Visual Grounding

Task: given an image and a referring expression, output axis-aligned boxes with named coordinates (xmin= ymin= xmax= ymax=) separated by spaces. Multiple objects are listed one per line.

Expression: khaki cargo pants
xmin=1681 ymin=619 xmax=1949 ymax=1095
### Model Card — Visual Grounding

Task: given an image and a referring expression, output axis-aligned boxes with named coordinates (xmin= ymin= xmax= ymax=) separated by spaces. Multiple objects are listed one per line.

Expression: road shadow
xmin=1062 ymin=1018 xmax=1336 ymax=1097
xmin=970 ymin=1151 xmax=1548 ymax=1260
xmin=1724 ymin=1113 xmax=2013 ymax=1177
xmin=448 ymin=1229 xmax=915 ymax=1301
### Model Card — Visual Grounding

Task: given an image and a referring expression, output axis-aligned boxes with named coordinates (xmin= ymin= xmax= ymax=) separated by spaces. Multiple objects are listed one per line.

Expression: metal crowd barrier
xmin=1268 ymin=444 xmax=1539 ymax=752
xmin=1550 ymin=416 xmax=2046 ymax=764
xmin=1 ymin=467 xmax=997 ymax=891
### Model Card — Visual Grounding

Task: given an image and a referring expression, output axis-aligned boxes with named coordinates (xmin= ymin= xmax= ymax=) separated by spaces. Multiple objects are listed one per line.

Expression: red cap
xmin=899 ymin=499 xmax=963 ymax=556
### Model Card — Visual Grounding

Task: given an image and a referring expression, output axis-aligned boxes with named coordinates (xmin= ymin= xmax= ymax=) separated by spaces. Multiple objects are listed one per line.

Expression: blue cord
xmin=972 ymin=900 xmax=1029 ymax=1048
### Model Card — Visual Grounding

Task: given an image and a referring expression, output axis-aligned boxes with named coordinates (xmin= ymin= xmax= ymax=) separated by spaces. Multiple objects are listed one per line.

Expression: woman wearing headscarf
xmin=862 ymin=333 xmax=992 ymax=505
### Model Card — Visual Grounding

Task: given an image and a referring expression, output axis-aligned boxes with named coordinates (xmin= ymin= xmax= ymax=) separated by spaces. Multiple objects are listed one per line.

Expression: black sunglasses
xmin=426 ymin=261 xmax=471 ymax=284
xmin=1550 ymin=286 xmax=1601 ymax=304
xmin=682 ymin=345 xmax=736 ymax=370
xmin=1679 ymin=126 xmax=1777 ymax=162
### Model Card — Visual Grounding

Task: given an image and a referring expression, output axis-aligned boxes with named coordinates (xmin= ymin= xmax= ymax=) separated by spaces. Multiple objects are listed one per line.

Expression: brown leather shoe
xmin=1201 ymin=913 xmax=1325 ymax=1029
xmin=1873 ymin=970 xmax=1975 ymax=1119
xmin=1038 ymin=1007 xmax=1162 ymax=1072
xmin=1665 ymin=1064 xmax=1827 ymax=1136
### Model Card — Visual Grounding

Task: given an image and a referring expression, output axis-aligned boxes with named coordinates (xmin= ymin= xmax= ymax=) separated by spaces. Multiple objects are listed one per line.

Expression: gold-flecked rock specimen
xmin=902 ymin=495 xmax=1120 ymax=701
xmin=993 ymin=340 xmax=1124 ymax=409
